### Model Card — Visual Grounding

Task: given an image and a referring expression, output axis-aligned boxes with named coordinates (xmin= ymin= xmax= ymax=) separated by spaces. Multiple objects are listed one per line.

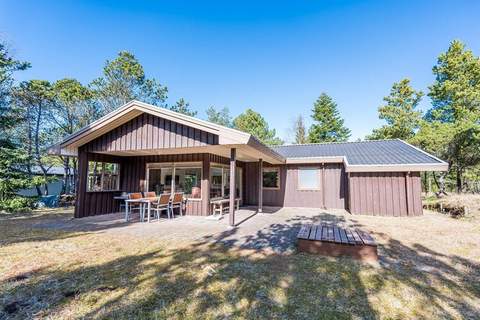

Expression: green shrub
xmin=0 ymin=197 xmax=36 ymax=213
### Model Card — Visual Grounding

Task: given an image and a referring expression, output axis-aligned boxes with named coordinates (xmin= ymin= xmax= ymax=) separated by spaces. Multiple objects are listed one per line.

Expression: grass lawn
xmin=1 ymin=207 xmax=479 ymax=319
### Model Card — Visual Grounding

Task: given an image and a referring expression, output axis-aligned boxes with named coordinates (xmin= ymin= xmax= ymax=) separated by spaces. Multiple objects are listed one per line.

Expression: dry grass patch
xmin=1 ymin=208 xmax=479 ymax=319
xmin=424 ymin=193 xmax=480 ymax=218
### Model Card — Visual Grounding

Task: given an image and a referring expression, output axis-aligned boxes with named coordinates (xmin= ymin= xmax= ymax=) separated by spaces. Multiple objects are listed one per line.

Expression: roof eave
xmin=345 ymin=163 xmax=449 ymax=173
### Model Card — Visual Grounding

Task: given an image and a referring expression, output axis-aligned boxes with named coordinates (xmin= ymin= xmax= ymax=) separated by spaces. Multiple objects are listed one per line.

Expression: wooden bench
xmin=297 ymin=223 xmax=378 ymax=262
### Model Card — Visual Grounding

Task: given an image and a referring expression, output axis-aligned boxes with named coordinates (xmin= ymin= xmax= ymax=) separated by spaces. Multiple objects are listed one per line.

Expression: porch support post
xmin=258 ymin=158 xmax=263 ymax=213
xmin=229 ymin=148 xmax=236 ymax=226
xmin=201 ymin=154 xmax=211 ymax=215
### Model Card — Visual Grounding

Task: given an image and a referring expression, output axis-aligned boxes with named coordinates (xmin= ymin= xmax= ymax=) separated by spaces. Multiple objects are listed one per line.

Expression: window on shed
xmin=263 ymin=167 xmax=280 ymax=189
xmin=87 ymin=162 xmax=120 ymax=191
xmin=298 ymin=168 xmax=320 ymax=190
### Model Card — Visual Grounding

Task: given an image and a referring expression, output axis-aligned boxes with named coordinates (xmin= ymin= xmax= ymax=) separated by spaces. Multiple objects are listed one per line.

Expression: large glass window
xmin=87 ymin=161 xmax=120 ymax=191
xmin=147 ymin=167 xmax=173 ymax=194
xmin=210 ymin=167 xmax=223 ymax=198
xmin=263 ymin=167 xmax=280 ymax=189
xmin=175 ymin=167 xmax=202 ymax=199
xmin=210 ymin=165 xmax=242 ymax=199
xmin=298 ymin=168 xmax=320 ymax=190
xmin=146 ymin=163 xmax=201 ymax=199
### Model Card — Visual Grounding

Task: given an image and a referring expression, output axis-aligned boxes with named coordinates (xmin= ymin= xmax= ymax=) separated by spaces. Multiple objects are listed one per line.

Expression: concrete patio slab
xmin=32 ymin=207 xmax=351 ymax=254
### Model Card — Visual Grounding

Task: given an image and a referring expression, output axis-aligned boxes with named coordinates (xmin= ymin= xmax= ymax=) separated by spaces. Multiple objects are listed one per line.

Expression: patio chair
xmin=150 ymin=193 xmax=172 ymax=220
xmin=170 ymin=192 xmax=184 ymax=217
xmin=126 ymin=192 xmax=143 ymax=221
xmin=143 ymin=191 xmax=156 ymax=198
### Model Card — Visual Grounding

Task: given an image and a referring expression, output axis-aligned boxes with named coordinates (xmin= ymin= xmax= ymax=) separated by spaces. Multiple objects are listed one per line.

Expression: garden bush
xmin=0 ymin=197 xmax=36 ymax=213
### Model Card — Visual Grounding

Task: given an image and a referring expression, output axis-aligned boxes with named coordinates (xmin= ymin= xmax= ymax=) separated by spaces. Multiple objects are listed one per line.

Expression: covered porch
xmin=49 ymin=101 xmax=285 ymax=225
xmin=76 ymin=147 xmax=276 ymax=226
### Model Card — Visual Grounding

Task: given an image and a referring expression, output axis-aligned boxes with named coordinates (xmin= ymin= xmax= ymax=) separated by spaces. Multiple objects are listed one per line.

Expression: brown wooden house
xmin=49 ymin=100 xmax=448 ymax=224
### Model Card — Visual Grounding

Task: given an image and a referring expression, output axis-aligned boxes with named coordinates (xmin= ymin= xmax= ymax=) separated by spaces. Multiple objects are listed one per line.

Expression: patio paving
xmin=32 ymin=207 xmax=351 ymax=254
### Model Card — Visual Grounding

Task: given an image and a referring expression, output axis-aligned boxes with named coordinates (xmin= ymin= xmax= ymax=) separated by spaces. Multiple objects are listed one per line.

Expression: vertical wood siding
xmin=75 ymin=152 xmax=243 ymax=218
xmin=85 ymin=113 xmax=218 ymax=153
xmin=243 ymin=163 xmax=347 ymax=209
xmin=74 ymin=148 xmax=124 ymax=218
xmin=348 ymin=172 xmax=422 ymax=216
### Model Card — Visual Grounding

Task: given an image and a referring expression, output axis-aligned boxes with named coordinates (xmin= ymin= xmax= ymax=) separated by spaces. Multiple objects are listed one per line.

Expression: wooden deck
xmin=297 ymin=223 xmax=378 ymax=261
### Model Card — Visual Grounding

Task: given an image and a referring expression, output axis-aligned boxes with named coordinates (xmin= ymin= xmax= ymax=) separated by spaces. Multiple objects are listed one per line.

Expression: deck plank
xmin=308 ymin=225 xmax=318 ymax=240
xmin=321 ymin=224 xmax=329 ymax=241
xmin=333 ymin=226 xmax=341 ymax=243
xmin=356 ymin=229 xmax=377 ymax=246
xmin=351 ymin=229 xmax=364 ymax=245
xmin=297 ymin=224 xmax=311 ymax=240
xmin=345 ymin=229 xmax=356 ymax=245
xmin=327 ymin=226 xmax=334 ymax=242
xmin=315 ymin=225 xmax=323 ymax=241
xmin=339 ymin=228 xmax=349 ymax=244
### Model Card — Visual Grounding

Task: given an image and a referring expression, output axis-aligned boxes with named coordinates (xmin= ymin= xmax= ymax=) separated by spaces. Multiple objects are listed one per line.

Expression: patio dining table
xmin=125 ymin=197 xmax=158 ymax=223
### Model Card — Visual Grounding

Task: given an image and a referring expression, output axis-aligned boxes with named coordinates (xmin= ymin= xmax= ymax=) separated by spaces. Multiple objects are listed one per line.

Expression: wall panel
xmin=348 ymin=172 xmax=422 ymax=216
xmin=86 ymin=114 xmax=218 ymax=153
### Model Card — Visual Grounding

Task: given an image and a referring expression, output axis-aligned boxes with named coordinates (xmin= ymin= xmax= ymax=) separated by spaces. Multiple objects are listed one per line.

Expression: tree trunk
xmin=43 ymin=174 xmax=49 ymax=195
xmin=433 ymin=172 xmax=448 ymax=196
xmin=456 ymin=167 xmax=462 ymax=193
xmin=60 ymin=156 xmax=70 ymax=194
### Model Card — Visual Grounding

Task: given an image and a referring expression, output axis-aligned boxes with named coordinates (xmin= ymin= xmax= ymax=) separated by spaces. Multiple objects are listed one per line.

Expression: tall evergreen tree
xmin=90 ymin=51 xmax=168 ymax=114
xmin=292 ymin=115 xmax=307 ymax=144
xmin=169 ymin=98 xmax=197 ymax=117
xmin=367 ymin=79 xmax=423 ymax=141
xmin=51 ymin=78 xmax=96 ymax=193
xmin=308 ymin=93 xmax=350 ymax=143
xmin=206 ymin=106 xmax=232 ymax=127
xmin=0 ymin=41 xmax=31 ymax=203
xmin=413 ymin=40 xmax=480 ymax=192
xmin=233 ymin=109 xmax=283 ymax=145
xmin=12 ymin=80 xmax=57 ymax=195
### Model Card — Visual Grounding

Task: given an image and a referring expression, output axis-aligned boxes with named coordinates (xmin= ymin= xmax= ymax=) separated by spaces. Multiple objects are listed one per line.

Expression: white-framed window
xmin=87 ymin=161 xmax=120 ymax=192
xmin=210 ymin=164 xmax=242 ymax=200
xmin=263 ymin=167 xmax=280 ymax=189
xmin=297 ymin=167 xmax=320 ymax=190
xmin=146 ymin=162 xmax=202 ymax=200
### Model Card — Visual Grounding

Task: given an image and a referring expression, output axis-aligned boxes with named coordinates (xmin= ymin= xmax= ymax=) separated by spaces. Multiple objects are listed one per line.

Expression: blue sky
xmin=1 ymin=1 xmax=479 ymax=141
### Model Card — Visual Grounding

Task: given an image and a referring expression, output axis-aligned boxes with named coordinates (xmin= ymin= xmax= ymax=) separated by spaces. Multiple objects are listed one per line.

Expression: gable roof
xmin=272 ymin=140 xmax=448 ymax=172
xmin=49 ymin=100 xmax=447 ymax=172
xmin=48 ymin=100 xmax=285 ymax=164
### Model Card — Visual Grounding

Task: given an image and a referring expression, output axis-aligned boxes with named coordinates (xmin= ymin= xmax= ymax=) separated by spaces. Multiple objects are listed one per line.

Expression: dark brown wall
xmin=75 ymin=149 xmax=124 ymax=218
xmin=86 ymin=113 xmax=218 ymax=153
xmin=348 ymin=172 xmax=422 ymax=216
xmin=244 ymin=163 xmax=347 ymax=209
xmin=75 ymin=151 xmax=241 ymax=218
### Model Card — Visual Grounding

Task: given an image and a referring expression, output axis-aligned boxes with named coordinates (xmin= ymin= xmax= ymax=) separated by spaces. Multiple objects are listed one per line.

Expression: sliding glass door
xmin=146 ymin=162 xmax=202 ymax=199
xmin=209 ymin=164 xmax=242 ymax=200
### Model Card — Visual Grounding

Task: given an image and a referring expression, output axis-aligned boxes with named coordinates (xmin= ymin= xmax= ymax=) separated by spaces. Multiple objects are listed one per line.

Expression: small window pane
xmin=298 ymin=168 xmax=320 ymax=189
xmin=87 ymin=161 xmax=120 ymax=191
xmin=210 ymin=167 xmax=223 ymax=199
xmin=263 ymin=168 xmax=279 ymax=189
xmin=175 ymin=167 xmax=201 ymax=199
xmin=148 ymin=167 xmax=173 ymax=194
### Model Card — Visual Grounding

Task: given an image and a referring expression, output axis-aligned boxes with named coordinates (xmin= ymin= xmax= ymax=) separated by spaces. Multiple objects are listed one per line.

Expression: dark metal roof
xmin=271 ymin=140 xmax=443 ymax=165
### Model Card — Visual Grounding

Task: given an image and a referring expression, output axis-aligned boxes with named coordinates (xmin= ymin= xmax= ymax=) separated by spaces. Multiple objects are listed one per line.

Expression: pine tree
xmin=206 ymin=106 xmax=232 ymax=127
xmin=292 ymin=115 xmax=307 ymax=144
xmin=0 ymin=41 xmax=31 ymax=204
xmin=233 ymin=109 xmax=283 ymax=145
xmin=416 ymin=40 xmax=480 ymax=192
xmin=169 ymin=98 xmax=197 ymax=117
xmin=367 ymin=79 xmax=423 ymax=141
xmin=308 ymin=93 xmax=350 ymax=143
